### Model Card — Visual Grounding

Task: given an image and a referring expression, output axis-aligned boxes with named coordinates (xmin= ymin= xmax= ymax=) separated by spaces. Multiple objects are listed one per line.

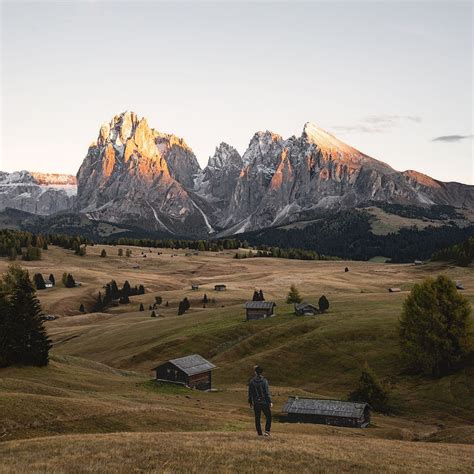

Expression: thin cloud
xmin=432 ymin=134 xmax=474 ymax=143
xmin=332 ymin=115 xmax=422 ymax=134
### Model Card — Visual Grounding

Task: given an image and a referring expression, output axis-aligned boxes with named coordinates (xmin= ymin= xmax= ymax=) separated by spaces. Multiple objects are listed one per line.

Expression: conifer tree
xmin=100 ymin=249 xmax=107 ymax=258
xmin=252 ymin=290 xmax=259 ymax=301
xmin=286 ymin=284 xmax=302 ymax=304
xmin=202 ymin=293 xmax=208 ymax=304
xmin=0 ymin=265 xmax=51 ymax=367
xmin=151 ymin=310 xmax=156 ymax=318
xmin=139 ymin=303 xmax=144 ymax=311
xmin=118 ymin=248 xmax=123 ymax=257
xmin=65 ymin=274 xmax=76 ymax=288
xmin=33 ymin=273 xmax=46 ymax=290
xmin=349 ymin=364 xmax=389 ymax=412
xmin=48 ymin=274 xmax=55 ymax=286
xmin=259 ymin=289 xmax=265 ymax=301
xmin=122 ymin=280 xmax=131 ymax=297
xmin=79 ymin=303 xmax=85 ymax=313
xmin=399 ymin=275 xmax=472 ymax=376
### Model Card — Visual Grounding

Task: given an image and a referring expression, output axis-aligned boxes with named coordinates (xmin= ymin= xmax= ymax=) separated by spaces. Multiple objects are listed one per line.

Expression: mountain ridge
xmin=1 ymin=111 xmax=473 ymax=237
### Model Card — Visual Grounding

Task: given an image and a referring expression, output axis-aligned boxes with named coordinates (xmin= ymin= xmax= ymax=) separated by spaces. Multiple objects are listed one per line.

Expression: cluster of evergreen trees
xmin=91 ymin=280 xmax=145 ymax=312
xmin=0 ymin=229 xmax=46 ymax=261
xmin=178 ymin=297 xmax=191 ymax=315
xmin=252 ymin=289 xmax=265 ymax=301
xmin=432 ymin=236 xmax=474 ymax=267
xmin=235 ymin=247 xmax=338 ymax=261
xmin=112 ymin=237 xmax=247 ymax=252
xmin=239 ymin=210 xmax=474 ymax=262
xmin=0 ymin=265 xmax=51 ymax=367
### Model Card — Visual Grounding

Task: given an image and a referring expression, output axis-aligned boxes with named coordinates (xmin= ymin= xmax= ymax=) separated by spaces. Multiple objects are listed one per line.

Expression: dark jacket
xmin=248 ymin=375 xmax=272 ymax=405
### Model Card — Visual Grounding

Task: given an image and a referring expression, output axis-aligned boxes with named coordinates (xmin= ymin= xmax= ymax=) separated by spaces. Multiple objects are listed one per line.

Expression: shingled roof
xmin=283 ymin=397 xmax=369 ymax=419
xmin=156 ymin=354 xmax=216 ymax=376
xmin=244 ymin=301 xmax=276 ymax=309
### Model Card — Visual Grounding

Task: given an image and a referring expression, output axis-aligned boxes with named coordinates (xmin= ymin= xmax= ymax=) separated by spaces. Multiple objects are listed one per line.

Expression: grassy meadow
xmin=0 ymin=244 xmax=473 ymax=472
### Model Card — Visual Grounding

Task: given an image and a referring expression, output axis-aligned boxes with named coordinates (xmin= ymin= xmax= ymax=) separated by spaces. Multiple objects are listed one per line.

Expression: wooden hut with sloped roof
xmin=153 ymin=354 xmax=216 ymax=390
xmin=245 ymin=301 xmax=276 ymax=320
xmin=283 ymin=397 xmax=371 ymax=428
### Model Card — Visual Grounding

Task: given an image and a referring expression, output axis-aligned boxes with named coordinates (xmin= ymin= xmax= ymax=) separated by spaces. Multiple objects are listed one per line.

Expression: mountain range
xmin=2 ymin=111 xmax=473 ymax=238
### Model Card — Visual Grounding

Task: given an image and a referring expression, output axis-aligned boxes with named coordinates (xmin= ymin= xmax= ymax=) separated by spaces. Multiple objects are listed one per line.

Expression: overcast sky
xmin=1 ymin=1 xmax=472 ymax=183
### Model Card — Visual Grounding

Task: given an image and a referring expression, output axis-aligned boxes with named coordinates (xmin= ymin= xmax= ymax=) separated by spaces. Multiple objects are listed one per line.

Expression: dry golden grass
xmin=1 ymin=245 xmax=473 ymax=471
xmin=1 ymin=431 xmax=473 ymax=473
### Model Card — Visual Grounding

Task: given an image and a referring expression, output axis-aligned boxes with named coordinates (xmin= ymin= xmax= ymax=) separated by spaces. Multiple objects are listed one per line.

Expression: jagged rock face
xmin=222 ymin=123 xmax=474 ymax=233
xmin=197 ymin=143 xmax=243 ymax=209
xmin=72 ymin=112 xmax=474 ymax=236
xmin=0 ymin=171 xmax=75 ymax=215
xmin=76 ymin=112 xmax=209 ymax=236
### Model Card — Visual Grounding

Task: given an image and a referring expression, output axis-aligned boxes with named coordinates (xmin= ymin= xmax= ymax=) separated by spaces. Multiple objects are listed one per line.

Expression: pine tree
xmin=155 ymin=296 xmax=163 ymax=305
xmin=119 ymin=295 xmax=130 ymax=304
xmin=62 ymin=272 xmax=68 ymax=286
xmin=110 ymin=280 xmax=119 ymax=299
xmin=138 ymin=285 xmax=145 ymax=295
xmin=252 ymin=290 xmax=259 ymax=301
xmin=183 ymin=297 xmax=190 ymax=311
xmin=79 ymin=303 xmax=85 ymax=313
xmin=118 ymin=248 xmax=123 ymax=257
xmin=65 ymin=274 xmax=76 ymax=288
xmin=286 ymin=284 xmax=302 ymax=304
xmin=349 ymin=364 xmax=389 ymax=412
xmin=0 ymin=265 xmax=51 ymax=367
xmin=139 ymin=303 xmax=144 ymax=311
xmin=151 ymin=310 xmax=156 ymax=318
xmin=202 ymin=294 xmax=208 ymax=304
xmin=33 ymin=273 xmax=46 ymax=290
xmin=125 ymin=249 xmax=132 ymax=257
xmin=259 ymin=290 xmax=265 ymax=301
xmin=100 ymin=249 xmax=107 ymax=258
xmin=122 ymin=281 xmax=131 ymax=297
xmin=318 ymin=295 xmax=329 ymax=313
xmin=399 ymin=275 xmax=472 ymax=376
xmin=49 ymin=274 xmax=55 ymax=286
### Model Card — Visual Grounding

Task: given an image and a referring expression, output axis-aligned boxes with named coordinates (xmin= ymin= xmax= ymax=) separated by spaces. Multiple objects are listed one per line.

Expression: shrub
xmin=318 ymin=295 xmax=329 ymax=313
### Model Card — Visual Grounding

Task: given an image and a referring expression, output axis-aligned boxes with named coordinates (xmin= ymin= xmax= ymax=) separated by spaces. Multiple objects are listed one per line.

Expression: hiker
xmin=248 ymin=365 xmax=273 ymax=437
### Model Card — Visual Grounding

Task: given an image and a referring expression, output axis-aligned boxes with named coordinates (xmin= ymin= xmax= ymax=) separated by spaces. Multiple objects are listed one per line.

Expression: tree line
xmin=432 ymin=235 xmax=474 ymax=267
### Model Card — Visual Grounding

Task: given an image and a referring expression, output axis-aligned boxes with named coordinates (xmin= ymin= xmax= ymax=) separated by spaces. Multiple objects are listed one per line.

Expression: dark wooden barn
xmin=294 ymin=302 xmax=320 ymax=316
xmin=245 ymin=301 xmax=276 ymax=320
xmin=153 ymin=354 xmax=216 ymax=391
xmin=283 ymin=397 xmax=371 ymax=428
xmin=214 ymin=284 xmax=227 ymax=291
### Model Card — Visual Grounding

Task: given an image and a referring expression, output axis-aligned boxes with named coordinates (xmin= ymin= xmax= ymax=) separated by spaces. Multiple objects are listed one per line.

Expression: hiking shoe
xmin=263 ymin=431 xmax=271 ymax=437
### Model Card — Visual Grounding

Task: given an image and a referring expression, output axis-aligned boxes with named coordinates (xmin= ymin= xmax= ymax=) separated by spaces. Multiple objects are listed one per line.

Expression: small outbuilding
xmin=388 ymin=287 xmax=401 ymax=293
xmin=191 ymin=283 xmax=199 ymax=291
xmin=414 ymin=260 xmax=424 ymax=266
xmin=44 ymin=279 xmax=54 ymax=289
xmin=214 ymin=284 xmax=227 ymax=291
xmin=283 ymin=397 xmax=371 ymax=428
xmin=245 ymin=301 xmax=276 ymax=320
xmin=456 ymin=281 xmax=465 ymax=290
xmin=294 ymin=302 xmax=320 ymax=316
xmin=153 ymin=354 xmax=216 ymax=391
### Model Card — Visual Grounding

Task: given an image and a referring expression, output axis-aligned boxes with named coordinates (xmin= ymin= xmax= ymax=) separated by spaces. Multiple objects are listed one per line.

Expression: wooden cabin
xmin=283 ymin=397 xmax=371 ymax=428
xmin=44 ymin=279 xmax=54 ymax=289
xmin=245 ymin=301 xmax=276 ymax=320
xmin=214 ymin=284 xmax=227 ymax=291
xmin=388 ymin=287 xmax=401 ymax=293
xmin=191 ymin=283 xmax=199 ymax=291
xmin=414 ymin=260 xmax=424 ymax=266
xmin=153 ymin=354 xmax=216 ymax=391
xmin=294 ymin=302 xmax=320 ymax=316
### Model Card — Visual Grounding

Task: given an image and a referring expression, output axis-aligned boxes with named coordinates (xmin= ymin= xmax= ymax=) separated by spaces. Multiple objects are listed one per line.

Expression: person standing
xmin=248 ymin=365 xmax=273 ymax=437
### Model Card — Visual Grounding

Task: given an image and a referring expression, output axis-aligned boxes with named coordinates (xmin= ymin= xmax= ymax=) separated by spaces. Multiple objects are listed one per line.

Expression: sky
xmin=1 ymin=1 xmax=473 ymax=184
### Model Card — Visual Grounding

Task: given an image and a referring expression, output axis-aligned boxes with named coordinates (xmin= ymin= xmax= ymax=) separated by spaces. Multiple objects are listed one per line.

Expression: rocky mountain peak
xmin=302 ymin=122 xmax=359 ymax=157
xmin=207 ymin=143 xmax=242 ymax=170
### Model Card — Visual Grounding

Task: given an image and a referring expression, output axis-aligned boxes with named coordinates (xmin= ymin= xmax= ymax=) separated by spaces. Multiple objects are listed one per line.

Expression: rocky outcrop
xmin=0 ymin=171 xmax=75 ymax=215
xmin=75 ymin=111 xmax=212 ymax=236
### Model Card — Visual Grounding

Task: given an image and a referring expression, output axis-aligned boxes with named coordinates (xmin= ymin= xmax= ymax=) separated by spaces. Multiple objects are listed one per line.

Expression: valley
xmin=0 ymin=245 xmax=473 ymax=471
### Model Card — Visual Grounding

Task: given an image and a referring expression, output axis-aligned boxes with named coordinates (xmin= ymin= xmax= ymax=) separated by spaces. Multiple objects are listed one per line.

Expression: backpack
xmin=251 ymin=378 xmax=267 ymax=404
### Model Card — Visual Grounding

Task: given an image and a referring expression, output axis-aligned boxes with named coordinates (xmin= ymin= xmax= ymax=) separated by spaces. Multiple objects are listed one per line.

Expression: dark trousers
xmin=253 ymin=402 xmax=272 ymax=435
